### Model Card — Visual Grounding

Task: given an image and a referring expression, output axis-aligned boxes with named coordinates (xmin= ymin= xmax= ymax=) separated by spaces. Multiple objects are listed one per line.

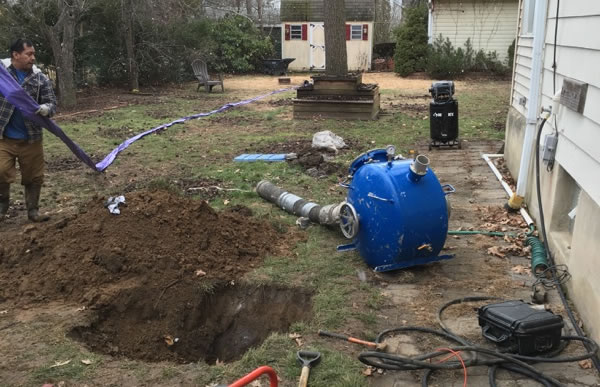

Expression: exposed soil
xmin=70 ymin=283 xmax=313 ymax=364
xmin=246 ymin=138 xmax=364 ymax=178
xmin=0 ymin=189 xmax=303 ymax=308
xmin=96 ymin=124 xmax=138 ymax=139
xmin=46 ymin=156 xmax=85 ymax=172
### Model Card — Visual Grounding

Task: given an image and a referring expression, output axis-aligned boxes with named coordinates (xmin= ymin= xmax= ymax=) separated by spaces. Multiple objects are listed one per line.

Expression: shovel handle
xmin=318 ymin=330 xmax=378 ymax=348
xmin=298 ymin=365 xmax=310 ymax=387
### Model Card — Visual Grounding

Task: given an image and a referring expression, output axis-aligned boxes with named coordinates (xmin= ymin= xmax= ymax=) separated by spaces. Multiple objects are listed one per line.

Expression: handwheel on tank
xmin=339 ymin=202 xmax=359 ymax=239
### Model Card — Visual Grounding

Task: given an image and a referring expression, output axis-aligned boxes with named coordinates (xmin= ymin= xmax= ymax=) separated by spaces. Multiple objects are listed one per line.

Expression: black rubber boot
xmin=25 ymin=184 xmax=50 ymax=222
xmin=0 ymin=183 xmax=9 ymax=221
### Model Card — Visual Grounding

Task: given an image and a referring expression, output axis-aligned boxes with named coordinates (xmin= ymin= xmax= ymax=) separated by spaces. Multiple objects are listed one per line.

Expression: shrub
xmin=426 ymin=35 xmax=465 ymax=78
xmin=507 ymin=39 xmax=515 ymax=70
xmin=393 ymin=5 xmax=428 ymax=76
xmin=207 ymin=15 xmax=273 ymax=73
xmin=425 ymin=35 xmax=509 ymax=78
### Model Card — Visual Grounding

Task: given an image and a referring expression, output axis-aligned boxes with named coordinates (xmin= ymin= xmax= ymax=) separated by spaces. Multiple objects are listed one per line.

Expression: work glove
xmin=35 ymin=104 xmax=51 ymax=117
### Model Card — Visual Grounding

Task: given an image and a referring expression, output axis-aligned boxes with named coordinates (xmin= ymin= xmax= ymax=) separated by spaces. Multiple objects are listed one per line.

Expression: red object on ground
xmin=229 ymin=366 xmax=278 ymax=387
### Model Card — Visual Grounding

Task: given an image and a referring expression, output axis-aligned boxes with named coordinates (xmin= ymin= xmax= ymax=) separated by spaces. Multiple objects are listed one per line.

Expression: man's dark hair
xmin=9 ymin=38 xmax=34 ymax=57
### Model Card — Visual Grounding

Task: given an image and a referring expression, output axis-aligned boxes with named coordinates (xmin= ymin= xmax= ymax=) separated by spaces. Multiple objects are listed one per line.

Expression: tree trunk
xmin=122 ymin=0 xmax=139 ymax=91
xmin=256 ymin=0 xmax=263 ymax=29
xmin=323 ymin=0 xmax=347 ymax=76
xmin=246 ymin=0 xmax=252 ymax=17
xmin=45 ymin=9 xmax=77 ymax=107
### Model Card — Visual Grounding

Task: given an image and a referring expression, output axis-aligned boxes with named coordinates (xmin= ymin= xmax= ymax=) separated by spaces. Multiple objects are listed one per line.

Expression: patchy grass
xmin=1 ymin=75 xmax=511 ymax=386
xmin=30 ymin=342 xmax=102 ymax=385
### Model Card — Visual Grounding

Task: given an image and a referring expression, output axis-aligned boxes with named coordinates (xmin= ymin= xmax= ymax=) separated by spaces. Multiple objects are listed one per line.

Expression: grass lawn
xmin=0 ymin=72 xmax=511 ymax=387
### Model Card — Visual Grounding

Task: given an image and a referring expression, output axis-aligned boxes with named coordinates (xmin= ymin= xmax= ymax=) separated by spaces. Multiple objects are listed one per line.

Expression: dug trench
xmin=69 ymin=282 xmax=313 ymax=364
xmin=0 ymin=189 xmax=312 ymax=363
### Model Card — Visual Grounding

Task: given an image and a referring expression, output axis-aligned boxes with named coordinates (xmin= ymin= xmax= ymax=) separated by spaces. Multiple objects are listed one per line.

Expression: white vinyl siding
xmin=538 ymin=0 xmax=600 ymax=206
xmin=431 ymin=0 xmax=519 ymax=61
xmin=506 ymin=0 xmax=600 ymax=348
xmin=510 ymin=0 xmax=533 ymax=116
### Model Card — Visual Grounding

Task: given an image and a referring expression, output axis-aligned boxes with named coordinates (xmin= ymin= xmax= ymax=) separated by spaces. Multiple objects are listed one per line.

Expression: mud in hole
xmin=70 ymin=282 xmax=313 ymax=364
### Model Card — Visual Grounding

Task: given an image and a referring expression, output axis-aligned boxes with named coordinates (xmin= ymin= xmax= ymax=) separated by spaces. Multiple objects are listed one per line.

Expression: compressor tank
xmin=339 ymin=149 xmax=453 ymax=272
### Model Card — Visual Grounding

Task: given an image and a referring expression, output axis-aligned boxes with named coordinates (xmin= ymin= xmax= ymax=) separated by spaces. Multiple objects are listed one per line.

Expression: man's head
xmin=10 ymin=38 xmax=35 ymax=71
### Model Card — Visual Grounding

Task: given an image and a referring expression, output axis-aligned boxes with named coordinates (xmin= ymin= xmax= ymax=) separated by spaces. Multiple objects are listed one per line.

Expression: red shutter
xmin=346 ymin=24 xmax=351 ymax=40
xmin=301 ymin=24 xmax=307 ymax=40
xmin=362 ymin=24 xmax=368 ymax=40
xmin=285 ymin=24 xmax=290 ymax=40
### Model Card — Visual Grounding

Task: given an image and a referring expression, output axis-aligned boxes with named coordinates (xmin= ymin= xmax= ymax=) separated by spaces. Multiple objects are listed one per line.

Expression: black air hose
xmin=534 ymin=118 xmax=600 ymax=373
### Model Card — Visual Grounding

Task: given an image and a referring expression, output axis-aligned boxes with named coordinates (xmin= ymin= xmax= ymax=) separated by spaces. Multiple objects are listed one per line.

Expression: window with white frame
xmin=522 ymin=0 xmax=536 ymax=34
xmin=290 ymin=25 xmax=302 ymax=40
xmin=350 ymin=25 xmax=362 ymax=40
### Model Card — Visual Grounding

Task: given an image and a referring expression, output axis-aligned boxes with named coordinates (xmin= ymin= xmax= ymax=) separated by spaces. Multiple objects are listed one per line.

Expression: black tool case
xmin=478 ymin=300 xmax=564 ymax=355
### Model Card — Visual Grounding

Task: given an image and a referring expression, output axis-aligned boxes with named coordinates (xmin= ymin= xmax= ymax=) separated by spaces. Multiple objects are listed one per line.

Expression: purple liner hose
xmin=0 ymin=64 xmax=296 ymax=172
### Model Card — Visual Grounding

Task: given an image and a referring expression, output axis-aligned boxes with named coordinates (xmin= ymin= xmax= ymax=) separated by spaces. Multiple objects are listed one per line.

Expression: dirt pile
xmin=247 ymin=138 xmax=366 ymax=177
xmin=0 ymin=190 xmax=300 ymax=307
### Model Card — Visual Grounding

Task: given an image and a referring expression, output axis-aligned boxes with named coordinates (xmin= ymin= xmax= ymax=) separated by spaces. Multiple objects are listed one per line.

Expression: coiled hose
xmin=534 ymin=118 xmax=600 ymax=373
xmin=527 ymin=235 xmax=549 ymax=274
xmin=358 ymin=296 xmax=599 ymax=387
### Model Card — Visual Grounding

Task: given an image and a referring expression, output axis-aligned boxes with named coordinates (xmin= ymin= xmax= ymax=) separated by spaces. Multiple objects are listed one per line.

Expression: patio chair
xmin=192 ymin=59 xmax=224 ymax=93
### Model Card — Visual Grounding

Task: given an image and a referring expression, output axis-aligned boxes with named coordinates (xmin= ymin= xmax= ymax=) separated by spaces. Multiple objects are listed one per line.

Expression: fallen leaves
xmin=487 ymin=246 xmax=505 ymax=258
xmin=164 ymin=335 xmax=179 ymax=346
xmin=511 ymin=264 xmax=532 ymax=275
xmin=476 ymin=205 xmax=527 ymax=229
xmin=579 ymin=359 xmax=593 ymax=369
xmin=487 ymin=243 xmax=531 ymax=259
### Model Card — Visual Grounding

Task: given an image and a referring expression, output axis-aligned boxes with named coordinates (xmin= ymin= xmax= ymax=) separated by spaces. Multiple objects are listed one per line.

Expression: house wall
xmin=505 ymin=0 xmax=600 ymax=344
xmin=432 ymin=0 xmax=518 ymax=61
xmin=281 ymin=22 xmax=373 ymax=72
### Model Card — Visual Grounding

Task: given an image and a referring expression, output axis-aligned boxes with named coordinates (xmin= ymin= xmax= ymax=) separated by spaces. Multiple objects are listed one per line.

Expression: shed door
xmin=309 ymin=23 xmax=325 ymax=70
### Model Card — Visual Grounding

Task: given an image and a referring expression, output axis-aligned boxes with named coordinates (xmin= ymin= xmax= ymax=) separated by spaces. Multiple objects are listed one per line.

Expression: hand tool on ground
xmin=223 ymin=365 xmax=278 ymax=387
xmin=296 ymin=350 xmax=321 ymax=387
xmin=318 ymin=329 xmax=387 ymax=351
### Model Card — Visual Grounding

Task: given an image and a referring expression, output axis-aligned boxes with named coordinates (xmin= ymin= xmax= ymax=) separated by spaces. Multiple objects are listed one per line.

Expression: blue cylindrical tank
xmin=340 ymin=149 xmax=453 ymax=272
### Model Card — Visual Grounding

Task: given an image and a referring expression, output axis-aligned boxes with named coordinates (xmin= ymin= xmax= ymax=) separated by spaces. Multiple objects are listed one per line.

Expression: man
xmin=0 ymin=38 xmax=57 ymax=222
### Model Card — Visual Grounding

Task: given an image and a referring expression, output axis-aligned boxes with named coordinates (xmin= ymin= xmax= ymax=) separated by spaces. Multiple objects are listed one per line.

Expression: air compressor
xmin=429 ymin=81 xmax=461 ymax=150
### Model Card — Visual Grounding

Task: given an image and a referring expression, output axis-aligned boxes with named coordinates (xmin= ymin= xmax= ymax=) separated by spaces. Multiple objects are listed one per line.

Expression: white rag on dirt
xmin=105 ymin=195 xmax=126 ymax=215
xmin=312 ymin=130 xmax=346 ymax=152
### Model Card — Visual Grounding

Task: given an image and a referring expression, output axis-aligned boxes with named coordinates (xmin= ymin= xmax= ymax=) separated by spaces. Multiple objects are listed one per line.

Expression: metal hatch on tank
xmin=337 ymin=146 xmax=455 ymax=272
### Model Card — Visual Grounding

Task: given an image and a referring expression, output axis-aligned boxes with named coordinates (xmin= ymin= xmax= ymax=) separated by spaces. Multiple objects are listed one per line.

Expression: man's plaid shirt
xmin=0 ymin=65 xmax=57 ymax=143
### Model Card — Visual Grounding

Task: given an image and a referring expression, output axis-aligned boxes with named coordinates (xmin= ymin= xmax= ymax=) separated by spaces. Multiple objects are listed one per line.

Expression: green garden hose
xmin=448 ymin=230 xmax=509 ymax=237
xmin=527 ymin=235 xmax=549 ymax=275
